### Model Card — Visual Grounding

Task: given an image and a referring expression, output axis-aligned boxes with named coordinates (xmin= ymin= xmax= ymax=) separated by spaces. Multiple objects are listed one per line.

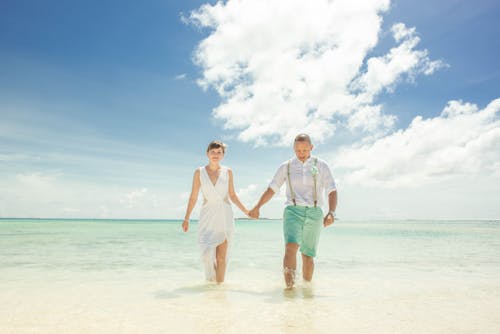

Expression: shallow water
xmin=1 ymin=219 xmax=499 ymax=333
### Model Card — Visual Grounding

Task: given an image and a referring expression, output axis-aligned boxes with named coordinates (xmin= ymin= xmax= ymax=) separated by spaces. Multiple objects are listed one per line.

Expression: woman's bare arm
xmin=227 ymin=169 xmax=249 ymax=216
xmin=182 ymin=169 xmax=201 ymax=231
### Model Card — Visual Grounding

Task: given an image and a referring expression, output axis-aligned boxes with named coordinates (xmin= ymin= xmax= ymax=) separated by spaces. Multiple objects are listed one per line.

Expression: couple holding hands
xmin=182 ymin=134 xmax=337 ymax=289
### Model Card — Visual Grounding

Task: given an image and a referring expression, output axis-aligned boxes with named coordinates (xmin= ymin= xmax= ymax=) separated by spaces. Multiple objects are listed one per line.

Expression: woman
xmin=182 ymin=140 xmax=249 ymax=283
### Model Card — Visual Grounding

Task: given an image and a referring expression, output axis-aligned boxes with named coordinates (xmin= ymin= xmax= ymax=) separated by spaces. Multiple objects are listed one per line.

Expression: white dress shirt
xmin=269 ymin=156 xmax=336 ymax=207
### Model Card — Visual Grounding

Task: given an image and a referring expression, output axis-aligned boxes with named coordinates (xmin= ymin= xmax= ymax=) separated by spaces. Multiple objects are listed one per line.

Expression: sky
xmin=1 ymin=0 xmax=499 ymax=220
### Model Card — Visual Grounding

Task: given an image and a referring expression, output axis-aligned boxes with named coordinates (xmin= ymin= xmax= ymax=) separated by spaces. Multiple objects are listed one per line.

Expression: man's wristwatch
xmin=327 ymin=211 xmax=336 ymax=218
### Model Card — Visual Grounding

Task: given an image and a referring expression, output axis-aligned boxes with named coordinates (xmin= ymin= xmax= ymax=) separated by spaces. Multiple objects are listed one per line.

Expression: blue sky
xmin=1 ymin=0 xmax=499 ymax=219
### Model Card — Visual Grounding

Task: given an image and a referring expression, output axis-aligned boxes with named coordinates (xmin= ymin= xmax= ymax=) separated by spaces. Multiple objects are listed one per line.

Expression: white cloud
xmin=352 ymin=23 xmax=448 ymax=99
xmin=188 ymin=0 xmax=445 ymax=146
xmin=121 ymin=188 xmax=149 ymax=208
xmin=0 ymin=108 xmax=198 ymax=219
xmin=1 ymin=173 xmax=181 ymax=219
xmin=333 ymin=98 xmax=500 ymax=187
xmin=234 ymin=180 xmax=287 ymax=217
xmin=0 ymin=153 xmax=39 ymax=162
xmin=236 ymin=183 xmax=258 ymax=199
xmin=62 ymin=207 xmax=81 ymax=214
xmin=346 ymin=105 xmax=396 ymax=135
xmin=175 ymin=73 xmax=187 ymax=80
xmin=179 ymin=191 xmax=190 ymax=201
xmin=16 ymin=172 xmax=56 ymax=188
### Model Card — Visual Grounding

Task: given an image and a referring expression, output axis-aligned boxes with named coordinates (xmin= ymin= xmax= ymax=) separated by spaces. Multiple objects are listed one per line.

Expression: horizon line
xmin=1 ymin=217 xmax=499 ymax=222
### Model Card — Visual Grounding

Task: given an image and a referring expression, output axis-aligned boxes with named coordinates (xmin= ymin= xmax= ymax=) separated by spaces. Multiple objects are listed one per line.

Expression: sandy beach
xmin=1 ymin=219 xmax=499 ymax=333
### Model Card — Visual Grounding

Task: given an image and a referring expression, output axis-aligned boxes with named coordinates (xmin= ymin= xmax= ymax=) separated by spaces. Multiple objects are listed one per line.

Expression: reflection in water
xmin=301 ymin=286 xmax=315 ymax=299
xmin=155 ymin=281 xmax=320 ymax=302
xmin=282 ymin=283 xmax=315 ymax=300
xmin=152 ymin=281 xmax=332 ymax=332
xmin=198 ymin=286 xmax=231 ymax=333
xmin=283 ymin=287 xmax=298 ymax=299
xmin=154 ymin=282 xmax=222 ymax=299
xmin=280 ymin=283 xmax=326 ymax=333
xmin=282 ymin=293 xmax=318 ymax=333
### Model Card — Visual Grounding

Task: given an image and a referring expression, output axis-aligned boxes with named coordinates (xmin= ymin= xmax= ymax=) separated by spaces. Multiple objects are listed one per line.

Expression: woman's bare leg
xmin=215 ymin=239 xmax=228 ymax=283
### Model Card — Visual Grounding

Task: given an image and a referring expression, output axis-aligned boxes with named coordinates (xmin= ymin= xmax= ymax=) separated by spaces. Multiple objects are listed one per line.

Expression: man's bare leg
xmin=215 ymin=239 xmax=228 ymax=283
xmin=283 ymin=243 xmax=299 ymax=288
xmin=302 ymin=253 xmax=314 ymax=282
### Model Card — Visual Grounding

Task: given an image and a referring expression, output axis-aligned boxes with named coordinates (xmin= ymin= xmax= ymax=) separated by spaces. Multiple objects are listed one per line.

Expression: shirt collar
xmin=292 ymin=155 xmax=314 ymax=165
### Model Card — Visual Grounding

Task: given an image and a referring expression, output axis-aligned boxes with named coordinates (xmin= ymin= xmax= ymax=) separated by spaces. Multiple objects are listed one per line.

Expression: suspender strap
xmin=313 ymin=158 xmax=318 ymax=207
xmin=287 ymin=158 xmax=318 ymax=207
xmin=287 ymin=160 xmax=296 ymax=206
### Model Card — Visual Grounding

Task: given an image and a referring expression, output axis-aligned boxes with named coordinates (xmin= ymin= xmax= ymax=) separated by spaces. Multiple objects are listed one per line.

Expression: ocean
xmin=1 ymin=218 xmax=499 ymax=333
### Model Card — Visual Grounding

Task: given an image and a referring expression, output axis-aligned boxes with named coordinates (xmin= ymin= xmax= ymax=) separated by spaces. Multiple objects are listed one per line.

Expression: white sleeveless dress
xmin=198 ymin=166 xmax=234 ymax=281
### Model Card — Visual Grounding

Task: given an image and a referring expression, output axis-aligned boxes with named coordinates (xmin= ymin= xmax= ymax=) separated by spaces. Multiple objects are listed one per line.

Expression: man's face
xmin=294 ymin=141 xmax=313 ymax=162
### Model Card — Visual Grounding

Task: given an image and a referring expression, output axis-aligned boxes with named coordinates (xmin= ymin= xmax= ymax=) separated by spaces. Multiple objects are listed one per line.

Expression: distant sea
xmin=1 ymin=218 xmax=499 ymax=333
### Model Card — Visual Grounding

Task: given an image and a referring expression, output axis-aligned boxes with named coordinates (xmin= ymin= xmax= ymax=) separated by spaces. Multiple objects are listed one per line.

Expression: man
xmin=249 ymin=134 xmax=337 ymax=289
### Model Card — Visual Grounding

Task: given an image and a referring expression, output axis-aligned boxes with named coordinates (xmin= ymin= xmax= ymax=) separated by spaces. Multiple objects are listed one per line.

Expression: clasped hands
xmin=248 ymin=207 xmax=260 ymax=219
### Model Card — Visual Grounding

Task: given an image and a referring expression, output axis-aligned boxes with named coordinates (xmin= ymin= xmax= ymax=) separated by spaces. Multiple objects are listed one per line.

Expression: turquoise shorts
xmin=283 ymin=205 xmax=323 ymax=257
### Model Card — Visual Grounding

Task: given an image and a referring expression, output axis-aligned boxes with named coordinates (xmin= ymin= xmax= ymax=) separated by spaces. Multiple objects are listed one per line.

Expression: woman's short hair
xmin=206 ymin=140 xmax=227 ymax=153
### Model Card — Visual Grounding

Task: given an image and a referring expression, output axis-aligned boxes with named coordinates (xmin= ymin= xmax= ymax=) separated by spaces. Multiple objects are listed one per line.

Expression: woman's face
xmin=207 ymin=147 xmax=224 ymax=164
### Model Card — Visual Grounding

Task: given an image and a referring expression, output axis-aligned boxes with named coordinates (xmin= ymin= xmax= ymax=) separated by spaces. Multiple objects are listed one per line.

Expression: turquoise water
xmin=2 ymin=218 xmax=499 ymax=275
xmin=1 ymin=218 xmax=499 ymax=333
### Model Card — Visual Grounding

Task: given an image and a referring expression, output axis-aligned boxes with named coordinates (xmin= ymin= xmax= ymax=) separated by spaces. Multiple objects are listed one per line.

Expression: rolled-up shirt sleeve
xmin=321 ymin=162 xmax=337 ymax=196
xmin=268 ymin=163 xmax=287 ymax=193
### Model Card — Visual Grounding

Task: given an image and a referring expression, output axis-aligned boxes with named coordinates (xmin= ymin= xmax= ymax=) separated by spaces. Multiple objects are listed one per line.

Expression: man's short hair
xmin=294 ymin=134 xmax=312 ymax=144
